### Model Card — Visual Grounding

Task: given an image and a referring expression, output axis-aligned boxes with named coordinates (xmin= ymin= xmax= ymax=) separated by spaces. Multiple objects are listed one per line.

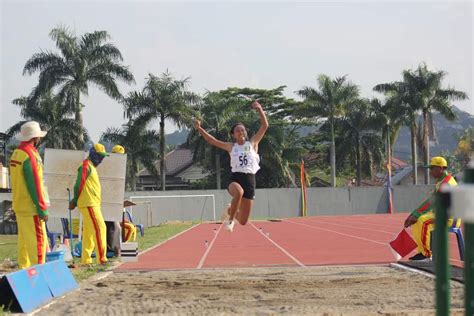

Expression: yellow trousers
xmin=71 ymin=218 xmax=80 ymax=235
xmin=16 ymin=215 xmax=47 ymax=269
xmin=78 ymin=206 xmax=107 ymax=264
xmin=412 ymin=212 xmax=461 ymax=257
xmin=121 ymin=221 xmax=137 ymax=242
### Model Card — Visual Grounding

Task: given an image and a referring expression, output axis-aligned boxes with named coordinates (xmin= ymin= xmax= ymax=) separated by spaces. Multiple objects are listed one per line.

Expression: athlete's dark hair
xmin=229 ymin=122 xmax=246 ymax=135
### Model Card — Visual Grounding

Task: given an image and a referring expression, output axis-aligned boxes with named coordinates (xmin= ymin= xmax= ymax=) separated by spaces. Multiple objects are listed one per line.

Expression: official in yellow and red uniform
xmin=120 ymin=220 xmax=137 ymax=242
xmin=69 ymin=143 xmax=109 ymax=264
xmin=404 ymin=156 xmax=461 ymax=261
xmin=10 ymin=121 xmax=49 ymax=269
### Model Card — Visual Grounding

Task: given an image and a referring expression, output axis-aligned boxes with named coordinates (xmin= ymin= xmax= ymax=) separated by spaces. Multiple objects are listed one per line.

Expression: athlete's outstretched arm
xmin=194 ymin=120 xmax=232 ymax=152
xmin=250 ymin=101 xmax=269 ymax=148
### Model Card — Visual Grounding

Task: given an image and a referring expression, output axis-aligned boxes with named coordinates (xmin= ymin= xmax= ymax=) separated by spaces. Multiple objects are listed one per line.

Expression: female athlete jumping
xmin=194 ymin=100 xmax=268 ymax=232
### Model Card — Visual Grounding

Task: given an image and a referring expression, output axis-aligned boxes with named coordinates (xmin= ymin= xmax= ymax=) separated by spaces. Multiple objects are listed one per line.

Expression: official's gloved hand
xmin=404 ymin=215 xmax=417 ymax=228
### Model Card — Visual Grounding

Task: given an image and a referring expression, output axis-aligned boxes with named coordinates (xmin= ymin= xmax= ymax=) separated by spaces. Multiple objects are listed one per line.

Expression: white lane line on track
xmin=309 ymin=218 xmax=461 ymax=247
xmin=301 ymin=219 xmax=395 ymax=235
xmin=316 ymin=218 xmax=403 ymax=230
xmin=390 ymin=263 xmax=435 ymax=279
xmin=285 ymin=219 xmax=388 ymax=246
xmin=391 ymin=262 xmax=463 ymax=283
xmin=286 ymin=219 xmax=464 ymax=263
xmin=250 ymin=222 xmax=305 ymax=267
xmin=196 ymin=223 xmax=223 ymax=269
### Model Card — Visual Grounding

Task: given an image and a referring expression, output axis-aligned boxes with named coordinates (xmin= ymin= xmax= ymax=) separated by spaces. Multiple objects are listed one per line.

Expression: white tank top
xmin=230 ymin=141 xmax=260 ymax=174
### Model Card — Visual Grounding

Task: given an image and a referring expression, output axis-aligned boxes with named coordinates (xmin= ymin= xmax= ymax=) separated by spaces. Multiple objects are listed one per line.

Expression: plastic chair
xmin=125 ymin=210 xmax=144 ymax=237
xmin=431 ymin=223 xmax=465 ymax=261
xmin=60 ymin=218 xmax=79 ymax=239
xmin=449 ymin=226 xmax=465 ymax=261
xmin=46 ymin=225 xmax=62 ymax=250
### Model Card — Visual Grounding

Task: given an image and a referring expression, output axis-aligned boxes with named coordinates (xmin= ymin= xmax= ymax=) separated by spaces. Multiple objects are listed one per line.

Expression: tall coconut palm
xmin=374 ymin=81 xmax=420 ymax=184
xmin=7 ymin=93 xmax=87 ymax=150
xmin=370 ymin=97 xmax=408 ymax=170
xmin=23 ymin=26 xmax=135 ymax=144
xmin=125 ymin=71 xmax=199 ymax=190
xmin=296 ymin=75 xmax=359 ymax=187
xmin=401 ymin=63 xmax=468 ymax=183
xmin=323 ymin=99 xmax=384 ymax=185
xmin=101 ymin=116 xmax=160 ymax=191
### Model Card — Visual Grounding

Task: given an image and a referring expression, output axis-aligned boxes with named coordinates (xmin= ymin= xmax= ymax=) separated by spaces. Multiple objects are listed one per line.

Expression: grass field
xmin=0 ymin=235 xmax=17 ymax=262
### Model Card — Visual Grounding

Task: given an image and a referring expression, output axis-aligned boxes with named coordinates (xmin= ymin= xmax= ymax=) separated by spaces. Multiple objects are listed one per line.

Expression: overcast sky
xmin=1 ymin=1 xmax=472 ymax=142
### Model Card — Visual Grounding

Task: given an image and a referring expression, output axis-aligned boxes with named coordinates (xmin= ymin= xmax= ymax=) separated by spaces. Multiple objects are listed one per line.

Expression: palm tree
xmin=321 ymin=99 xmax=384 ymax=185
xmin=370 ymin=97 xmax=408 ymax=172
xmin=296 ymin=75 xmax=359 ymax=187
xmin=7 ymin=93 xmax=87 ymax=150
xmin=374 ymin=81 xmax=419 ymax=184
xmin=125 ymin=71 xmax=199 ymax=190
xmin=101 ymin=116 xmax=160 ymax=191
xmin=23 ymin=26 xmax=135 ymax=144
xmin=401 ymin=63 xmax=468 ymax=183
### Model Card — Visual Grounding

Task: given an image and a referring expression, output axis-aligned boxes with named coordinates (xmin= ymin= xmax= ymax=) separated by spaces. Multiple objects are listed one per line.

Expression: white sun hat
xmin=17 ymin=121 xmax=47 ymax=141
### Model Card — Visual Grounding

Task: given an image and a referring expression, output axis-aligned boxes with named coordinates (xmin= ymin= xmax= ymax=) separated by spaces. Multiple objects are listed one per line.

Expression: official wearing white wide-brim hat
xmin=16 ymin=121 xmax=47 ymax=141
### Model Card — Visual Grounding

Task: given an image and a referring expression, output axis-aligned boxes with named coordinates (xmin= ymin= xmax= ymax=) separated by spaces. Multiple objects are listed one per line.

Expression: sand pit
xmin=35 ymin=265 xmax=464 ymax=315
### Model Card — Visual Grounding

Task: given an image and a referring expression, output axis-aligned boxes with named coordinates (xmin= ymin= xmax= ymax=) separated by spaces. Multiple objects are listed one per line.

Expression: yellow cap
xmin=93 ymin=143 xmax=109 ymax=157
xmin=112 ymin=145 xmax=125 ymax=154
xmin=425 ymin=156 xmax=447 ymax=168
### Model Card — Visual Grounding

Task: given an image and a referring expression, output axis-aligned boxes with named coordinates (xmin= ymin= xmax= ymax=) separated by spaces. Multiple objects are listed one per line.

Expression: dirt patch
xmin=36 ymin=265 xmax=464 ymax=315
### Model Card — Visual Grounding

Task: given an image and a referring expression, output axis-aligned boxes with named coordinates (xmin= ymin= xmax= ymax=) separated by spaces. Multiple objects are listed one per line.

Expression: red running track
xmin=116 ymin=213 xmax=464 ymax=271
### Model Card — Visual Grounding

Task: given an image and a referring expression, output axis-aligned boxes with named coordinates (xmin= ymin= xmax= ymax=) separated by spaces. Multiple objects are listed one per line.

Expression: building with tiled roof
xmin=136 ymin=147 xmax=209 ymax=190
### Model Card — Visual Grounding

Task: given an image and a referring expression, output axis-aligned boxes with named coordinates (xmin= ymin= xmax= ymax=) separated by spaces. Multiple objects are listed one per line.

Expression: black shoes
xmin=409 ymin=253 xmax=431 ymax=262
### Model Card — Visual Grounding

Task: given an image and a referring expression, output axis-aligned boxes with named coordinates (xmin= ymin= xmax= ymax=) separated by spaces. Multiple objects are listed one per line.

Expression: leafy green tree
xmin=188 ymin=88 xmax=306 ymax=188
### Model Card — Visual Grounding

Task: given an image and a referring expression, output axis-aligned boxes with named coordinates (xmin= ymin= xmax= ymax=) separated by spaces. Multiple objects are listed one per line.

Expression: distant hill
xmin=165 ymin=129 xmax=190 ymax=146
xmin=393 ymin=106 xmax=474 ymax=160
xmin=291 ymin=106 xmax=474 ymax=162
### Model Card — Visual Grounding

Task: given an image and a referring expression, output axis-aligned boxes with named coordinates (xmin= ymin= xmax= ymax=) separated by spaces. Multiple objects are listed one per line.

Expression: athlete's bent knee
xmin=233 ymin=187 xmax=244 ymax=198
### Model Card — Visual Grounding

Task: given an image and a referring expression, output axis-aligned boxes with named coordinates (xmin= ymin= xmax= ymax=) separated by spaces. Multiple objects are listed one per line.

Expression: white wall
xmin=124 ymin=185 xmax=434 ymax=227
xmin=0 ymin=186 xmax=435 ymax=230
